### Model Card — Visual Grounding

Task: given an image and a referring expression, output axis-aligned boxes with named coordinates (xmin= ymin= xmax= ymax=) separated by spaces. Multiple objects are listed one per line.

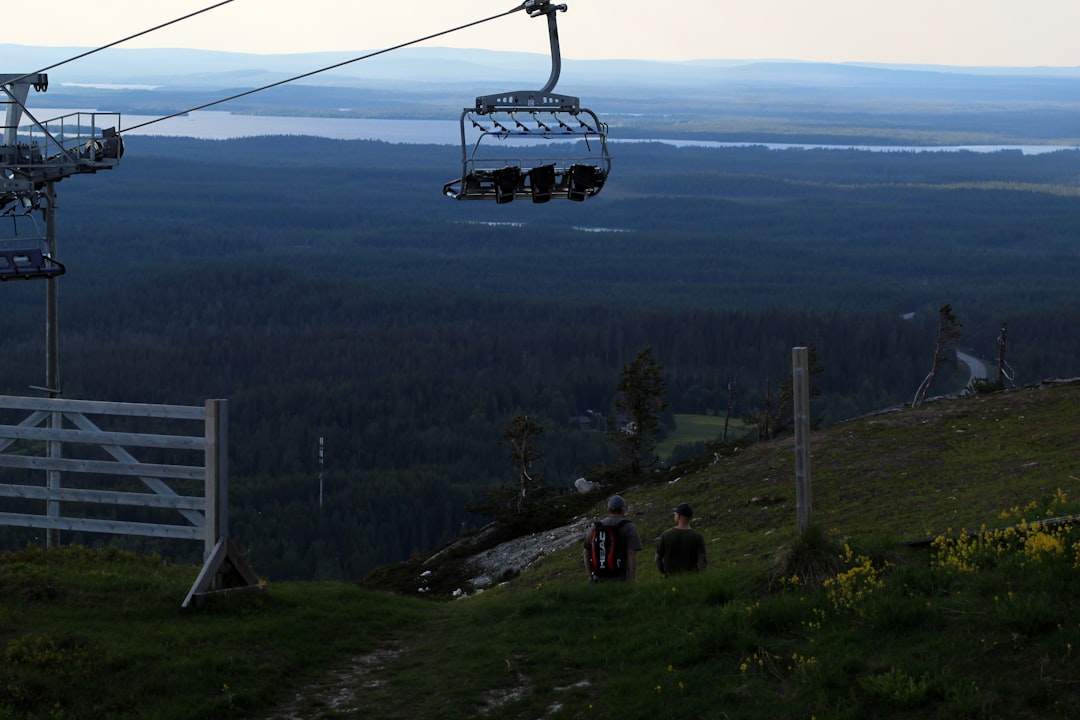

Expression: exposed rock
xmin=574 ymin=477 xmax=599 ymax=494
xmin=463 ymin=517 xmax=593 ymax=589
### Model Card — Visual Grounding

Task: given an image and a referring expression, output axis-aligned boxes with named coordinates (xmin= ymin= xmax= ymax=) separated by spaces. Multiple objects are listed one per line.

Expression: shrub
xmin=771 ymin=524 xmax=843 ymax=592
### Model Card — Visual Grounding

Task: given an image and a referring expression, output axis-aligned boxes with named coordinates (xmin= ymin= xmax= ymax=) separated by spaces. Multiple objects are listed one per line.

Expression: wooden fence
xmin=0 ymin=395 xmax=258 ymax=606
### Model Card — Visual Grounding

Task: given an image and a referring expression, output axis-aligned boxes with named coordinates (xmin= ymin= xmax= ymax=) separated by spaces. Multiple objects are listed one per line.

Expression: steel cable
xmin=6 ymin=1 xmax=237 ymax=87
xmin=122 ymin=3 xmax=529 ymax=133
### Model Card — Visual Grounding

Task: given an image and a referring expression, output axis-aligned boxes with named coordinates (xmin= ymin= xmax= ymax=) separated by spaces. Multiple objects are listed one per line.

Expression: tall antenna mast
xmin=318 ymin=437 xmax=325 ymax=510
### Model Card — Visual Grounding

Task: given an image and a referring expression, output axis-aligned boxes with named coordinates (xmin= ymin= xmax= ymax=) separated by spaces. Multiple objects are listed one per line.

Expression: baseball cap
xmin=608 ymin=495 xmax=626 ymax=512
xmin=673 ymin=502 xmax=693 ymax=518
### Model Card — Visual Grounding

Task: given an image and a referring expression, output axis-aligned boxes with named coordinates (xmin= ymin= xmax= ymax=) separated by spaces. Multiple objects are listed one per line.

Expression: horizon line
xmin=5 ymin=43 xmax=1080 ymax=73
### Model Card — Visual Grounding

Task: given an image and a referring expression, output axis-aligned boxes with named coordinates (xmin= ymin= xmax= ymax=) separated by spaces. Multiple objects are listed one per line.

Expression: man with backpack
xmin=583 ymin=495 xmax=643 ymax=583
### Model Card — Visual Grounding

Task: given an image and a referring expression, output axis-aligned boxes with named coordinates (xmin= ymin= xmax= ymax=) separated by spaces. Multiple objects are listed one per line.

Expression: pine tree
xmin=504 ymin=415 xmax=544 ymax=511
xmin=607 ymin=346 xmax=669 ymax=473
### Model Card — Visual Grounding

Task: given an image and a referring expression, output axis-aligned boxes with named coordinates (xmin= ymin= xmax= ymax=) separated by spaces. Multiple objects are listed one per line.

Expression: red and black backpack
xmin=587 ymin=519 xmax=629 ymax=579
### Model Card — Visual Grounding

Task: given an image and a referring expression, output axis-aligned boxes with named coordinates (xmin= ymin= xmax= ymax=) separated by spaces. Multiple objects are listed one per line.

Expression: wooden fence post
xmin=204 ymin=399 xmax=228 ymax=560
xmin=188 ymin=397 xmax=261 ymax=608
xmin=792 ymin=347 xmax=812 ymax=532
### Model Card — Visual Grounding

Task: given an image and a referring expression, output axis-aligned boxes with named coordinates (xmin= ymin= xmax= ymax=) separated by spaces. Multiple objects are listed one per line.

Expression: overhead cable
xmin=123 ymin=3 xmax=529 ymax=133
xmin=7 ymin=1 xmax=237 ymax=87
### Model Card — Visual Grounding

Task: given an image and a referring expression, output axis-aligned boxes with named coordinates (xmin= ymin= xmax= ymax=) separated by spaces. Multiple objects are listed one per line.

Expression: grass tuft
xmin=770 ymin=524 xmax=843 ymax=591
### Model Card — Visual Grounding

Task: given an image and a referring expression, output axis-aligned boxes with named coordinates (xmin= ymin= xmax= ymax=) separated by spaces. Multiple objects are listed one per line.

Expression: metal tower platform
xmin=2 ymin=72 xmax=122 ymax=279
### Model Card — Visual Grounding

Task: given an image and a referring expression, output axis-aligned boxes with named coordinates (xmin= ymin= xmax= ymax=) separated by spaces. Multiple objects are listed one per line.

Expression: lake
xmin=28 ymin=108 xmax=1080 ymax=155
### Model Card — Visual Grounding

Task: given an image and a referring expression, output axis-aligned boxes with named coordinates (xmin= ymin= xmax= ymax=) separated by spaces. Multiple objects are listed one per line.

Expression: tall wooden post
xmin=186 ymin=397 xmax=262 ymax=607
xmin=792 ymin=347 xmax=812 ymax=532
xmin=204 ymin=399 xmax=228 ymax=560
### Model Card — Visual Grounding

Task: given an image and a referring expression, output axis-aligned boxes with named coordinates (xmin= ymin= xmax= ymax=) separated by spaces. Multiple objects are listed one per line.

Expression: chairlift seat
xmin=443 ymin=105 xmax=611 ymax=203
xmin=445 ymin=162 xmax=608 ymax=203
xmin=0 ymin=248 xmax=65 ymax=280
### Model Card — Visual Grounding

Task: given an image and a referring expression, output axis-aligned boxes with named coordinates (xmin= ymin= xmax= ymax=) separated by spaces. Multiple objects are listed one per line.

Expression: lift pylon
xmin=2 ymin=73 xmax=122 ymax=279
xmin=443 ymin=0 xmax=611 ymax=203
xmin=3 ymin=72 xmax=123 ymax=405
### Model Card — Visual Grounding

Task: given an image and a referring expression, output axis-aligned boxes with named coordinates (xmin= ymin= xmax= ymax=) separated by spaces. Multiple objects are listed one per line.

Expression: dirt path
xmin=255 ymin=517 xmax=596 ymax=719
xmin=257 ymin=643 xmax=405 ymax=720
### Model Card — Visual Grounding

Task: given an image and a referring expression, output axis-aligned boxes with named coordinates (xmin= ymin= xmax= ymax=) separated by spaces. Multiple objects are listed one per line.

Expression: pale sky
xmin=11 ymin=0 xmax=1080 ymax=67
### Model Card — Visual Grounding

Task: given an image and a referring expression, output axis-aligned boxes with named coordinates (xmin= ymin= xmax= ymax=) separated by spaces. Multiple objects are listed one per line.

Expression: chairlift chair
xmin=0 ymin=196 xmax=64 ymax=280
xmin=443 ymin=1 xmax=611 ymax=203
xmin=0 ymin=247 xmax=65 ymax=280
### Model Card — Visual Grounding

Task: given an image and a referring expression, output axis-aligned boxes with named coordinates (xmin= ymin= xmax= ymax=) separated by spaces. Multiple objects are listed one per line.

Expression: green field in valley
xmin=658 ymin=413 xmax=744 ymax=458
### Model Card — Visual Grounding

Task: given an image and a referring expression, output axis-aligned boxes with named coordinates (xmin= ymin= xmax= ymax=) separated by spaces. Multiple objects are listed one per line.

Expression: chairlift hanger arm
xmin=525 ymin=0 xmax=567 ymax=95
xmin=475 ymin=0 xmax=575 ymax=113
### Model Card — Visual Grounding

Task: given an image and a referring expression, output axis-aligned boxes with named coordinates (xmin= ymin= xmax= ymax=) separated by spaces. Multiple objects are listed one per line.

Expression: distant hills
xmin=6 ymin=43 xmax=1080 ymax=104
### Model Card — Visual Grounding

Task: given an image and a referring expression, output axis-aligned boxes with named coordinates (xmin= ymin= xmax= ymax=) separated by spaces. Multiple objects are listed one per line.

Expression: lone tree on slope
xmin=607 ymin=346 xmax=669 ymax=473
xmin=912 ymin=304 xmax=963 ymax=407
xmin=504 ymin=414 xmax=544 ymax=511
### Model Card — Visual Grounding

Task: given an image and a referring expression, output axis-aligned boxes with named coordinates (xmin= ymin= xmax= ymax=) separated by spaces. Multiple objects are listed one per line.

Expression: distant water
xmin=122 ymin=111 xmax=460 ymax=144
xmin=30 ymin=108 xmax=1079 ymax=154
xmin=654 ymin=139 xmax=1077 ymax=155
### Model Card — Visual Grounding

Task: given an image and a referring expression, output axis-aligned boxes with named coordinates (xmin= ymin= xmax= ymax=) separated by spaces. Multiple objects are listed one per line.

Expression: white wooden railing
xmin=0 ymin=395 xmax=227 ymax=559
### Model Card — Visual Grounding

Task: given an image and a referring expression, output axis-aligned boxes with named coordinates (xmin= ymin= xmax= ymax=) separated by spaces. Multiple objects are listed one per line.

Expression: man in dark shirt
xmin=656 ymin=502 xmax=707 ymax=576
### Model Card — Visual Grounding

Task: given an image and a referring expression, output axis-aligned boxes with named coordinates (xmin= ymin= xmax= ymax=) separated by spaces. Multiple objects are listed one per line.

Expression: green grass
xmin=659 ymin=413 xmax=744 ymax=458
xmin=4 ymin=382 xmax=1080 ymax=719
xmin=0 ymin=546 xmax=431 ymax=720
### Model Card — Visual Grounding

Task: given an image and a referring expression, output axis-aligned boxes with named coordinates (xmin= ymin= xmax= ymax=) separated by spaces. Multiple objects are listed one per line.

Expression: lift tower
xmin=3 ymin=73 xmax=122 ymax=547
xmin=2 ymin=73 xmax=122 ymax=395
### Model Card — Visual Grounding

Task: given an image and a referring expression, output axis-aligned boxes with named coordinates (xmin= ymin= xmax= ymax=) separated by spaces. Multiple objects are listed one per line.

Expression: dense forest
xmin=2 ymin=136 xmax=1080 ymax=580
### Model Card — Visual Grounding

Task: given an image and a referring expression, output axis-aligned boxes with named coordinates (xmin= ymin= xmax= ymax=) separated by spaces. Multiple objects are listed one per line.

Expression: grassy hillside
xmin=3 ymin=381 xmax=1080 ymax=719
